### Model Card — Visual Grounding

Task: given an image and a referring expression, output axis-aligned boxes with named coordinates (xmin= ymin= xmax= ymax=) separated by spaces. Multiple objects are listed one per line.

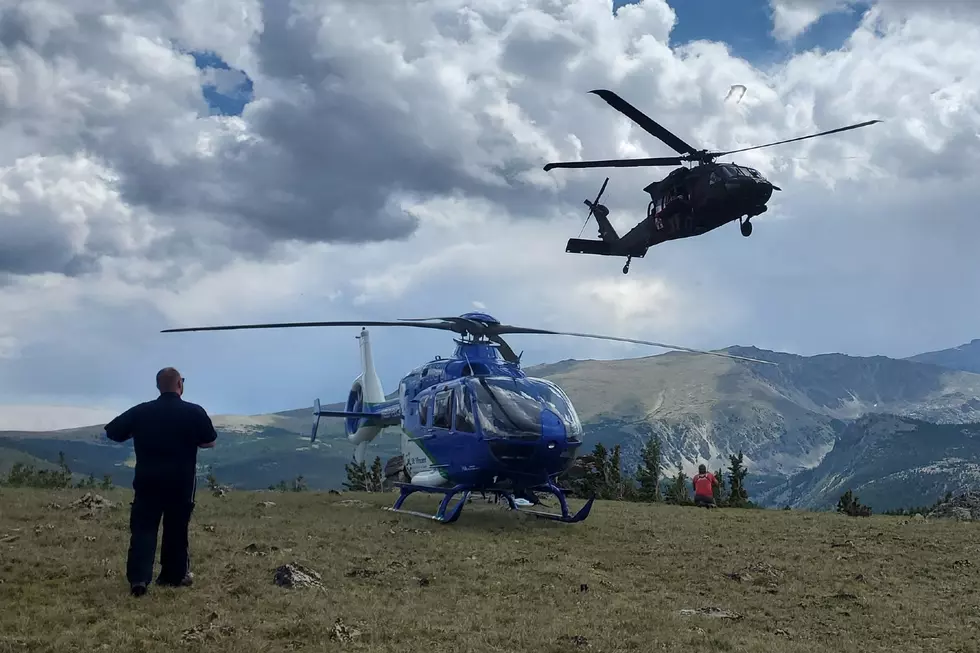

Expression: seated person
xmin=692 ymin=464 xmax=718 ymax=508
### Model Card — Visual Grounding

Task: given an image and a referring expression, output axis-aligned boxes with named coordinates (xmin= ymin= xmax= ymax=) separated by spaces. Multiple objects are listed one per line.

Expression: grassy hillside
xmin=2 ymin=487 xmax=979 ymax=652
xmin=0 ymin=447 xmax=58 ymax=475
xmin=0 ymin=399 xmax=401 ymax=490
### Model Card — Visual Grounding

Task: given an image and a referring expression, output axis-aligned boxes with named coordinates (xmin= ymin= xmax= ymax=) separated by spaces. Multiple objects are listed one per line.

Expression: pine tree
xmin=635 ymin=434 xmax=663 ymax=502
xmin=582 ymin=443 xmax=610 ymax=499
xmin=836 ymin=489 xmax=872 ymax=517
xmin=727 ymin=451 xmax=749 ymax=507
xmin=56 ymin=452 xmax=72 ymax=487
xmin=713 ymin=467 xmax=726 ymax=506
xmin=368 ymin=456 xmax=385 ymax=492
xmin=608 ymin=445 xmax=623 ymax=499
xmin=666 ymin=466 xmax=690 ymax=504
xmin=100 ymin=474 xmax=113 ymax=490
xmin=343 ymin=460 xmax=368 ymax=491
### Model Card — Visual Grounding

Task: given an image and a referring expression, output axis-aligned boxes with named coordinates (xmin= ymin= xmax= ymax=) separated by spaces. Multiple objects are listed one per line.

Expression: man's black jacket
xmin=104 ymin=392 xmax=217 ymax=500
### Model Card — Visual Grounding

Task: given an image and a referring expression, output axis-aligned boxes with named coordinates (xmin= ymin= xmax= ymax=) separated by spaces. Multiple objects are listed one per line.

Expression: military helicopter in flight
xmin=162 ymin=312 xmax=774 ymax=524
xmin=544 ymin=89 xmax=881 ymax=274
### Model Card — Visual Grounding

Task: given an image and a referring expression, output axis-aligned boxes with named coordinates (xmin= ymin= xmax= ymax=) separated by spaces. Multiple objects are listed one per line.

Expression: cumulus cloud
xmin=1 ymin=0 xmax=979 ymax=419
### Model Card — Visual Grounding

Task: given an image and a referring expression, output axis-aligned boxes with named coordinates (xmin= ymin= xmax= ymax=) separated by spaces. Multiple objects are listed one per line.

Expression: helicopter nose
xmin=540 ymin=408 xmax=566 ymax=442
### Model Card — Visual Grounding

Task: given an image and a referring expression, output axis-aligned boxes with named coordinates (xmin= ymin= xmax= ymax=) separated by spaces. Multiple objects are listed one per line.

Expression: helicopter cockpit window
xmin=469 ymin=377 xmax=583 ymax=440
xmin=533 ymin=378 xmax=584 ymax=439
xmin=433 ymin=389 xmax=452 ymax=429
xmin=418 ymin=395 xmax=430 ymax=426
xmin=455 ymin=387 xmax=475 ymax=433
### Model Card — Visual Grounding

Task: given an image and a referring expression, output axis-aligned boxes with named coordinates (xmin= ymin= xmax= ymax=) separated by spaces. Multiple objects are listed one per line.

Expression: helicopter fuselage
xmin=390 ymin=340 xmax=585 ymax=491
xmin=624 ymin=162 xmax=776 ymax=247
xmin=549 ymin=88 xmax=877 ymax=274
xmin=565 ymin=162 xmax=777 ymax=272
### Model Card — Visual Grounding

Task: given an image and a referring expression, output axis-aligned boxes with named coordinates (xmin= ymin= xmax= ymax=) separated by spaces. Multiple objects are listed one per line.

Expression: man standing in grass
xmin=692 ymin=464 xmax=718 ymax=508
xmin=103 ymin=367 xmax=217 ymax=596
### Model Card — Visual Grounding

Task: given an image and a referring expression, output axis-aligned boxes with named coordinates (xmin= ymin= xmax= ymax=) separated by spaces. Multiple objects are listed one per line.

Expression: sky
xmin=1 ymin=0 xmax=979 ymax=429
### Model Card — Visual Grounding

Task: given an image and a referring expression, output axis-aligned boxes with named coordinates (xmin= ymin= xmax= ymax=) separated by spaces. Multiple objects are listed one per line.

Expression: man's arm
xmin=196 ymin=406 xmax=218 ymax=449
xmin=103 ymin=406 xmax=138 ymax=443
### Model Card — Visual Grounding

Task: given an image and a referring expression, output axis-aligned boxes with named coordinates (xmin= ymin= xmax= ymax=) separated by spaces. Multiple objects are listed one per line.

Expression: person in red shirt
xmin=692 ymin=464 xmax=718 ymax=508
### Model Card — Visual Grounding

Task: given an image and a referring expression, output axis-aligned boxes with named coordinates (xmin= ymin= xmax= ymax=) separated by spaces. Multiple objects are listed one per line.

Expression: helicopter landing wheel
xmin=622 ymin=256 xmax=631 ymax=275
xmin=740 ymin=219 xmax=753 ymax=237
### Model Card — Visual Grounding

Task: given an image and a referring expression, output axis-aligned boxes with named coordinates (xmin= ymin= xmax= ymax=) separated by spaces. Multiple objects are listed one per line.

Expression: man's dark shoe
xmin=156 ymin=572 xmax=193 ymax=587
xmin=131 ymin=583 xmax=147 ymax=597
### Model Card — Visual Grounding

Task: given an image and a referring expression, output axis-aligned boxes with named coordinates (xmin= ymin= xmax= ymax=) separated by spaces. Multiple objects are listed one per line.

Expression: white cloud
xmin=769 ymin=0 xmax=850 ymax=41
xmin=0 ymin=404 xmax=119 ymax=432
xmin=1 ymin=0 xmax=979 ymax=418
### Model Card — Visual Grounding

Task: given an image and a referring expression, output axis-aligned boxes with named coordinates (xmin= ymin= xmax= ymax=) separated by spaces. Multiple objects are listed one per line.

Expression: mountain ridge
xmin=3 ymin=339 xmax=980 ymax=511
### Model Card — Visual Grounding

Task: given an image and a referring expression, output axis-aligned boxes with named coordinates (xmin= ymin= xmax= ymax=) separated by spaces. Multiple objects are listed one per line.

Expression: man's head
xmin=156 ymin=367 xmax=184 ymax=396
xmin=698 ymin=463 xmax=706 ymax=475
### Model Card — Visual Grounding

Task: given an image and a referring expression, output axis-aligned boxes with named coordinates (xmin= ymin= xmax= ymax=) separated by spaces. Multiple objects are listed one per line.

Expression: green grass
xmin=1 ymin=487 xmax=979 ymax=652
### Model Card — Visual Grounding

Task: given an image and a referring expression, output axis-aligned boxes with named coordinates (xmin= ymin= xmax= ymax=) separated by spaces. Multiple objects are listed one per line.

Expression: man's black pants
xmin=127 ymin=479 xmax=196 ymax=586
xmin=694 ymin=494 xmax=716 ymax=508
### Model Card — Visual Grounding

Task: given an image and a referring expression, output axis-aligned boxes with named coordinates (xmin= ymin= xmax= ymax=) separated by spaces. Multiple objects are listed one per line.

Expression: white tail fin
xmin=347 ymin=328 xmax=385 ymax=464
xmin=358 ymin=328 xmax=385 ymax=405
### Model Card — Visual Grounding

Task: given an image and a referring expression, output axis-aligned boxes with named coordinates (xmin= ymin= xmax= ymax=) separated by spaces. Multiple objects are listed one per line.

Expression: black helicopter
xmin=544 ymin=89 xmax=881 ymax=274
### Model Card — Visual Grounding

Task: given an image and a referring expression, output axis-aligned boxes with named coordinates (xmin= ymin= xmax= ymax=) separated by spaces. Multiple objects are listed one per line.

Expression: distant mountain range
xmin=2 ymin=339 xmax=979 ymax=512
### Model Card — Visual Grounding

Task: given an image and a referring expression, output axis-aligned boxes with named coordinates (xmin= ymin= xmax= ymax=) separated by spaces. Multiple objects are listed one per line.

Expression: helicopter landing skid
xmin=500 ymin=481 xmax=596 ymax=523
xmin=385 ymin=482 xmax=471 ymax=523
xmin=384 ymin=481 xmax=594 ymax=524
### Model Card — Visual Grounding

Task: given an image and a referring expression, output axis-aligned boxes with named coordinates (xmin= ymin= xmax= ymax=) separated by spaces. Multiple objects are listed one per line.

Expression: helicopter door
xmin=432 ymin=388 xmax=452 ymax=432
xmin=454 ymin=387 xmax=474 ymax=432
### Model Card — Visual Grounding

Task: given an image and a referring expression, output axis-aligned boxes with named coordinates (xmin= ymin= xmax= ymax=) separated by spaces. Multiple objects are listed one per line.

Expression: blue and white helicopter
xmin=162 ymin=312 xmax=772 ymax=524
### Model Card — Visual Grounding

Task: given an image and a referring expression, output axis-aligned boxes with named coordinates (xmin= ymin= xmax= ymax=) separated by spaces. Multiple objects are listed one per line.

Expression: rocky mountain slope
xmin=753 ymin=414 xmax=980 ymax=510
xmin=533 ymin=346 xmax=980 ymax=477
xmin=3 ymin=341 xmax=980 ymax=511
xmin=906 ymin=339 xmax=980 ymax=374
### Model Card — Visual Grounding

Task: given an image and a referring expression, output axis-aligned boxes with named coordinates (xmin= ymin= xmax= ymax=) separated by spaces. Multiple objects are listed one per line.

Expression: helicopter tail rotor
xmin=580 ymin=177 xmax=619 ymax=243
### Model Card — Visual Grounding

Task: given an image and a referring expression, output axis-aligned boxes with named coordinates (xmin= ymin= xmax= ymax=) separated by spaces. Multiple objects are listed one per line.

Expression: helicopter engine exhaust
xmin=311 ymin=328 xmax=401 ymax=463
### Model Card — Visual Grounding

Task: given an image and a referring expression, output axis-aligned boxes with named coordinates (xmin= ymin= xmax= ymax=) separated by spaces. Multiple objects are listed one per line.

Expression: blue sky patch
xmin=191 ymin=50 xmax=254 ymax=116
xmin=613 ymin=0 xmax=870 ymax=65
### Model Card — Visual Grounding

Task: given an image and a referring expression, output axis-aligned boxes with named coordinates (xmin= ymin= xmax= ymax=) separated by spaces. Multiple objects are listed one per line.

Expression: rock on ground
xmin=273 ymin=563 xmax=323 ymax=589
xmin=927 ymin=491 xmax=980 ymax=521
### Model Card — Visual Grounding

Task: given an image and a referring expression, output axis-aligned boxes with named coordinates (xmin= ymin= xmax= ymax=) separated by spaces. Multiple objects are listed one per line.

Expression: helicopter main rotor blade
xmin=487 ymin=333 xmax=520 ymax=364
xmin=160 ymin=320 xmax=457 ymax=334
xmin=710 ymin=119 xmax=882 ymax=158
xmin=488 ymin=325 xmax=776 ymax=365
xmin=590 ymin=89 xmax=698 ymax=156
xmin=161 ymin=316 xmax=776 ymax=365
xmin=543 ymin=156 xmax=682 ymax=171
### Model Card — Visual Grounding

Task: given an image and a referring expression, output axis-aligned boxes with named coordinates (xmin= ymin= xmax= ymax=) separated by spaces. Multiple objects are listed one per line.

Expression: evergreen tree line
xmin=559 ymin=435 xmax=756 ymax=508
xmin=0 ymin=451 xmax=113 ymax=490
xmin=342 ymin=456 xmax=386 ymax=492
xmin=267 ymin=475 xmax=309 ymax=492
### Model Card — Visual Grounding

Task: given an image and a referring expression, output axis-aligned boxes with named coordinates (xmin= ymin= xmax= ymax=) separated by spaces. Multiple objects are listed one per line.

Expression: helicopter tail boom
xmin=565 ymin=238 xmax=646 ymax=259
